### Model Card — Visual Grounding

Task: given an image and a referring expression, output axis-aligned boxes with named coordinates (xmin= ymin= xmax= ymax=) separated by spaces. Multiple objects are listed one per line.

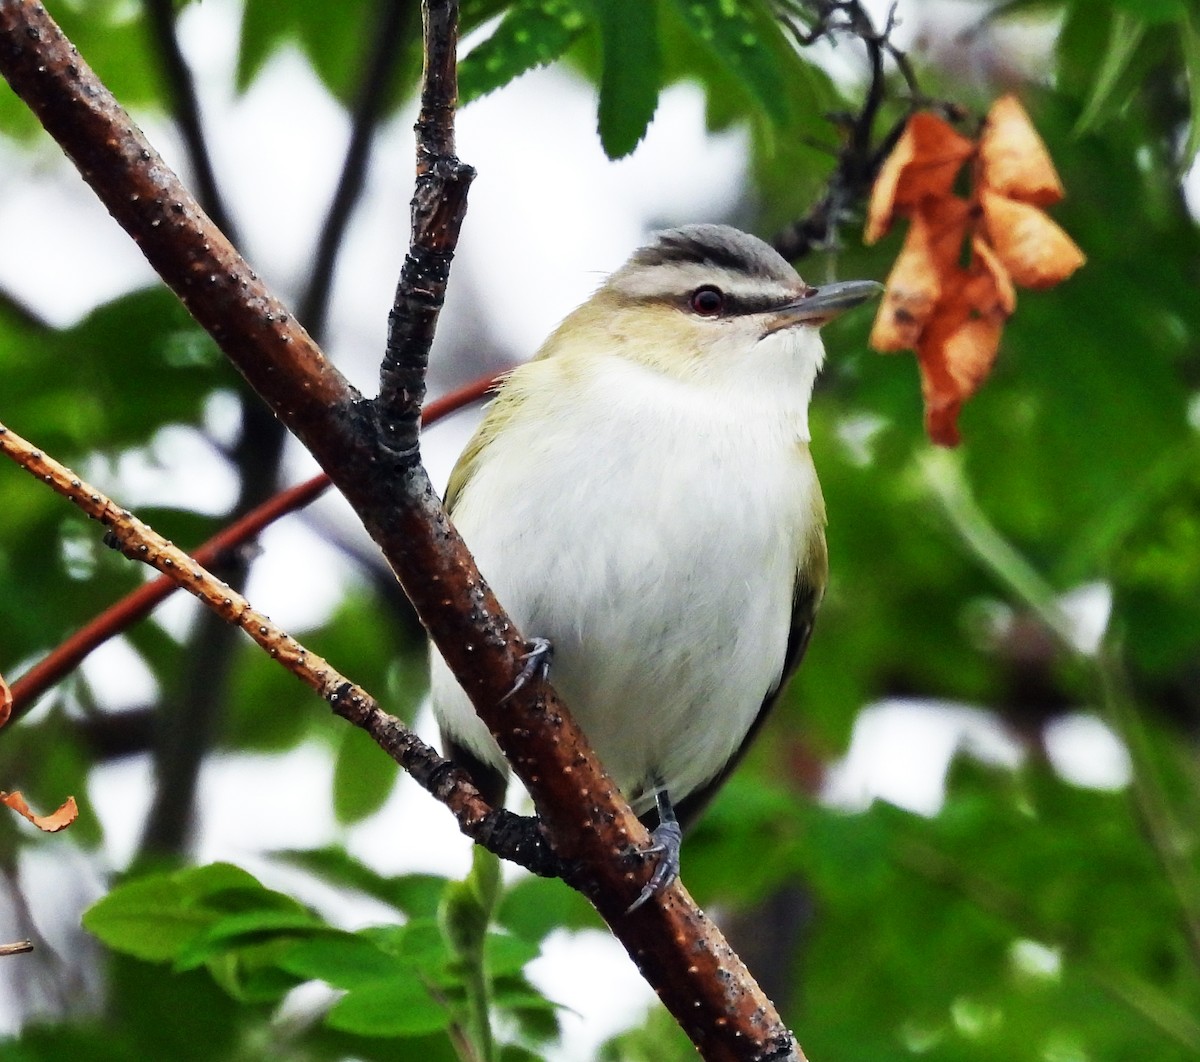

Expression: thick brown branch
xmin=0 ymin=3 xmax=805 ymax=1056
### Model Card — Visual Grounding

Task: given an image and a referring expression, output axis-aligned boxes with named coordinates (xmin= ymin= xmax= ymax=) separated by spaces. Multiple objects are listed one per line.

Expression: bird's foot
xmin=626 ymin=818 xmax=683 ymax=913
xmin=499 ymin=637 xmax=554 ymax=704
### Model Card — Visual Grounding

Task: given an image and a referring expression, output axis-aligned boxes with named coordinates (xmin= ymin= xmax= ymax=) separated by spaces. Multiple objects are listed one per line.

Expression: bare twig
xmin=0 ymin=420 xmax=558 ymax=876
xmin=772 ymin=0 xmax=920 ymax=260
xmin=0 ymin=940 xmax=33 ymax=957
xmin=376 ymin=0 xmax=474 ymax=458
xmin=6 ymin=372 xmax=499 ymax=719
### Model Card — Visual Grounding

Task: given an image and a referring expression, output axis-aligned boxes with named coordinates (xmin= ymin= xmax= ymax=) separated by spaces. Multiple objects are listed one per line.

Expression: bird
xmin=429 ymin=224 xmax=879 ymax=908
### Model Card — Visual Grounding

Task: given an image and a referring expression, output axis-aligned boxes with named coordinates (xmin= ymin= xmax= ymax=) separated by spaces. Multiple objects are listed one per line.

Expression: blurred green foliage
xmin=0 ymin=0 xmax=1198 ymax=1059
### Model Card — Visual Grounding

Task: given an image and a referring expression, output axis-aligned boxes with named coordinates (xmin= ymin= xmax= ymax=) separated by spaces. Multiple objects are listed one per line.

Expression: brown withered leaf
xmin=980 ymin=188 xmax=1086 ymax=289
xmin=870 ymin=196 xmax=971 ymax=351
xmin=1 ymin=791 xmax=78 ymax=833
xmin=0 ymin=674 xmax=10 ymax=730
xmin=979 ymin=95 xmax=1064 ymax=207
xmin=971 ymin=235 xmax=1017 ymax=315
xmin=913 ymin=257 xmax=1013 ymax=446
xmin=865 ymin=112 xmax=975 ymax=243
xmin=916 ymin=311 xmax=1005 ymax=447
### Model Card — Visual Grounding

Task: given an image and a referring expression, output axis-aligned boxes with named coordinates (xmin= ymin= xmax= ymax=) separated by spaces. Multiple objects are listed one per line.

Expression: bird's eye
xmin=689 ymin=286 xmax=725 ymax=317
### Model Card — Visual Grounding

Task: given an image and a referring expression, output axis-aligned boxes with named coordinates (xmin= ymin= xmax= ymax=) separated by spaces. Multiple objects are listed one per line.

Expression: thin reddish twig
xmin=7 ymin=372 xmax=500 ymax=716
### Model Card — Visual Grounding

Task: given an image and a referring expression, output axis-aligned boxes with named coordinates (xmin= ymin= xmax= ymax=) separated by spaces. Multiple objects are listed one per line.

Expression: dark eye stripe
xmin=670 ymin=290 xmax=799 ymax=315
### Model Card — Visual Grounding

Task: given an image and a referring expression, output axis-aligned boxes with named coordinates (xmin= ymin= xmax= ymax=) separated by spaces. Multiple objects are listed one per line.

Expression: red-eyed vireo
xmin=430 ymin=224 xmax=879 ymax=908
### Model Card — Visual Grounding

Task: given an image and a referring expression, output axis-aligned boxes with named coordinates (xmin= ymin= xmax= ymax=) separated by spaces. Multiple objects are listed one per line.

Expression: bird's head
xmin=542 ymin=224 xmax=880 ymax=415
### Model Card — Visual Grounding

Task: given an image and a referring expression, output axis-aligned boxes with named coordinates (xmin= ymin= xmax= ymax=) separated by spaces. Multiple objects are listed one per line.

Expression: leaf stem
xmin=921 ymin=449 xmax=1200 ymax=976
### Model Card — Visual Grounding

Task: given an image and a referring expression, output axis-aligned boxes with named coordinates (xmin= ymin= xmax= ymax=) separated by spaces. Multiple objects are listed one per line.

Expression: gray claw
xmin=499 ymin=637 xmax=554 ymax=704
xmin=626 ymin=819 xmax=683 ymax=913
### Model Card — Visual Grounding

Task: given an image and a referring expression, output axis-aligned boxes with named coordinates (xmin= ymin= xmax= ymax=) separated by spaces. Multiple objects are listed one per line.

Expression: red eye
xmin=689 ymin=286 xmax=725 ymax=316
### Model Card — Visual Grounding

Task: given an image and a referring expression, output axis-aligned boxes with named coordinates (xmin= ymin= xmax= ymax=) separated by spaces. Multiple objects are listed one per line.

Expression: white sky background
xmin=0 ymin=0 xmax=1146 ymax=1056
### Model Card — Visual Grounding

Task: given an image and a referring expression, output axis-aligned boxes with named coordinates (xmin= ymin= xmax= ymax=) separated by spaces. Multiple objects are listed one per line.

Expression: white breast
xmin=430 ymin=353 xmax=821 ymax=816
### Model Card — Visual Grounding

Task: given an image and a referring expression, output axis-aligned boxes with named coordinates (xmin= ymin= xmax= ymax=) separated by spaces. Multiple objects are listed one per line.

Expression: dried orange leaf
xmin=916 ymin=315 xmax=1005 ymax=447
xmin=870 ymin=197 xmax=971 ymax=351
xmin=970 ymin=235 xmax=1017 ymax=315
xmin=1 ymin=791 xmax=78 ymax=833
xmin=866 ymin=112 xmax=975 ymax=243
xmin=980 ymin=189 xmax=1086 ymax=289
xmin=0 ymin=674 xmax=10 ymax=730
xmin=914 ymin=332 xmax=965 ymax=447
xmin=943 ymin=314 xmax=1005 ymax=396
xmin=910 ymin=265 xmax=1008 ymax=446
xmin=979 ymin=94 xmax=1064 ymax=207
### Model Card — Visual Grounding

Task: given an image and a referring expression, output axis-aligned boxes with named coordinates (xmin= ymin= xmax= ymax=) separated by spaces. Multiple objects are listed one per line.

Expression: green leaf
xmin=484 ymin=932 xmax=541 ymax=977
xmin=83 ymin=863 xmax=270 ymax=963
xmin=1072 ymin=8 xmax=1146 ymax=135
xmin=364 ymin=918 xmax=452 ymax=968
xmin=667 ymin=0 xmax=789 ymax=128
xmin=173 ymin=909 xmax=324 ymax=970
xmin=83 ymin=878 xmax=217 ymax=964
xmin=497 ymin=874 xmax=598 ymax=941
xmin=459 ymin=0 xmax=588 ymax=104
xmin=1110 ymin=0 xmax=1185 ymax=23
xmin=593 ymin=0 xmax=662 ymax=158
xmin=332 ymin=723 xmax=399 ymax=825
xmin=237 ymin=0 xmax=378 ymax=104
xmin=205 ymin=938 xmax=306 ymax=1004
xmin=274 ymin=931 xmax=405 ymax=989
xmin=326 ymin=974 xmax=450 ymax=1038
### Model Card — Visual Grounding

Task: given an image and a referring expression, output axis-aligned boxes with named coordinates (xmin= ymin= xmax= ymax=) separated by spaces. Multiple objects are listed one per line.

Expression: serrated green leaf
xmin=668 ymin=0 xmax=789 ymax=127
xmin=1073 ymin=9 xmax=1145 ymax=135
xmin=332 ymin=722 xmax=399 ymax=825
xmin=326 ymin=974 xmax=450 ymax=1037
xmin=593 ymin=0 xmax=662 ymax=158
xmin=459 ymin=0 xmax=588 ymax=104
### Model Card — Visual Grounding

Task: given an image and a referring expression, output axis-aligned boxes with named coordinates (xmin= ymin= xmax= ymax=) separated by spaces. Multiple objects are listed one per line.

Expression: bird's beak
xmin=764 ymin=279 xmax=883 ymax=332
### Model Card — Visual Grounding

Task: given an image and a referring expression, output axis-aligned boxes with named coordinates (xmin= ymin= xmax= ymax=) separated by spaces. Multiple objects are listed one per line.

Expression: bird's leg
xmin=499 ymin=637 xmax=554 ymax=704
xmin=627 ymin=781 xmax=683 ymax=912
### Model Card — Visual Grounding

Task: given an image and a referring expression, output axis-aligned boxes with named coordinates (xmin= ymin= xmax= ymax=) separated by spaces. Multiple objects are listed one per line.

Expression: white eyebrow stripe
xmin=609 ymin=263 xmax=802 ymax=303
